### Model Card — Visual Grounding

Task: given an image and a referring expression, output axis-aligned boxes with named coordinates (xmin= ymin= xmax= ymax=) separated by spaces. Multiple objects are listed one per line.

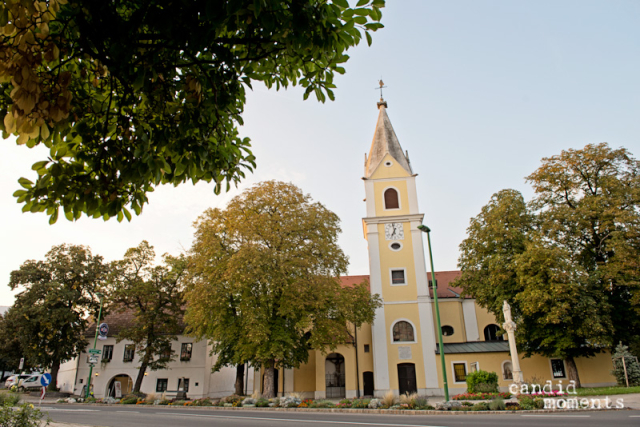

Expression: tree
xmin=8 ymin=244 xmax=106 ymax=390
xmin=456 ymin=143 xmax=640 ymax=387
xmin=107 ymin=241 xmax=187 ymax=393
xmin=0 ymin=0 xmax=385 ymax=224
xmin=611 ymin=343 xmax=640 ymax=387
xmin=0 ymin=310 xmax=30 ymax=376
xmin=185 ymin=180 xmax=380 ymax=397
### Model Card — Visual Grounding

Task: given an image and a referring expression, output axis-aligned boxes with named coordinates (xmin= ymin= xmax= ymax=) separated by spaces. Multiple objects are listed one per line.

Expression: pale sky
xmin=1 ymin=1 xmax=639 ymax=305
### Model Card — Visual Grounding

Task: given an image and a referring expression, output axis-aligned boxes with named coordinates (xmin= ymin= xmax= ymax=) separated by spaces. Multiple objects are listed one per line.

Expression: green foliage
xmin=220 ymin=395 xmax=244 ymax=406
xmin=0 ymin=392 xmax=21 ymax=406
xmin=470 ymin=402 xmax=489 ymax=411
xmin=309 ymin=400 xmax=335 ymax=408
xmin=611 ymin=343 xmax=640 ymax=386
xmin=108 ymin=241 xmax=187 ymax=392
xmin=255 ymin=398 xmax=270 ymax=407
xmin=185 ymin=181 xmax=380 ymax=397
xmin=465 ymin=370 xmax=498 ymax=394
xmin=120 ymin=395 xmax=139 ymax=405
xmin=489 ymin=397 xmax=506 ymax=411
xmin=0 ymin=0 xmax=385 ymax=223
xmin=350 ymin=398 xmax=370 ymax=408
xmin=0 ymin=402 xmax=49 ymax=427
xmin=456 ymin=143 xmax=640 ymax=380
xmin=8 ymin=244 xmax=106 ymax=390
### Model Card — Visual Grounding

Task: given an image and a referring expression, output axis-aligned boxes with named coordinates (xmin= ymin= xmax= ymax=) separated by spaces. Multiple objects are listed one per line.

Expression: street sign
xmin=40 ymin=373 xmax=51 ymax=387
xmin=88 ymin=349 xmax=102 ymax=355
xmin=88 ymin=356 xmax=98 ymax=364
xmin=98 ymin=323 xmax=109 ymax=338
xmin=40 ymin=387 xmax=46 ymax=400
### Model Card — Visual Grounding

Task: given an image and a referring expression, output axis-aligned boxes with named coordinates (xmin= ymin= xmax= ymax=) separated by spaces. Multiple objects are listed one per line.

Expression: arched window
xmin=484 ymin=324 xmax=504 ymax=341
xmin=441 ymin=325 xmax=454 ymax=336
xmin=392 ymin=321 xmax=415 ymax=342
xmin=502 ymin=361 xmax=513 ymax=380
xmin=384 ymin=188 xmax=399 ymax=209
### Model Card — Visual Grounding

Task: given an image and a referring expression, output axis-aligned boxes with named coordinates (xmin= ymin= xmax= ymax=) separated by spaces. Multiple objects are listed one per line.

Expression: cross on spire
xmin=376 ymin=79 xmax=388 ymax=109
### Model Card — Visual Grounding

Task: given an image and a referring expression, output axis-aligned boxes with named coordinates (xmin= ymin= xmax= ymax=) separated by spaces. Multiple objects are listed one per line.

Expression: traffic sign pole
xmin=86 ymin=293 xmax=104 ymax=399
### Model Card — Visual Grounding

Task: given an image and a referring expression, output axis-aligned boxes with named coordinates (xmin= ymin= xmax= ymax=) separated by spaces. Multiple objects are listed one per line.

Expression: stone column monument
xmin=502 ymin=300 xmax=524 ymax=386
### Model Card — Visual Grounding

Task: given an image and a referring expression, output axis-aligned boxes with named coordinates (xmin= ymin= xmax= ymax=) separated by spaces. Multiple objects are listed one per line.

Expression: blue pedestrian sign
xmin=40 ymin=373 xmax=52 ymax=387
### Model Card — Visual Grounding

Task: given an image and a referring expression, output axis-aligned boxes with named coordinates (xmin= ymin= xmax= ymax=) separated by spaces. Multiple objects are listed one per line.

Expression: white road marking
xmin=158 ymin=413 xmax=446 ymax=427
xmin=116 ymin=410 xmax=139 ymax=413
xmin=521 ymin=415 xmax=590 ymax=418
xmin=39 ymin=408 xmax=99 ymax=412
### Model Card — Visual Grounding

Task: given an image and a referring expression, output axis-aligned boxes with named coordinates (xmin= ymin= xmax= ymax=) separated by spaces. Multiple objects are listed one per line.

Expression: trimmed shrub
xmin=466 ymin=370 xmax=499 ymax=393
xmin=255 ymin=398 xmax=270 ymax=407
xmin=471 ymin=402 xmax=489 ymax=411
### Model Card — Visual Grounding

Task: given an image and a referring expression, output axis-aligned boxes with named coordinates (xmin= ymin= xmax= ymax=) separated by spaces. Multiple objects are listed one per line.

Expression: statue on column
xmin=502 ymin=300 xmax=524 ymax=387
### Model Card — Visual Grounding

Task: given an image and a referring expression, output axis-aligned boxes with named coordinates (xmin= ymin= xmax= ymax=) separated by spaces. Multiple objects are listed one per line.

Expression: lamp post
xmin=417 ymin=225 xmax=449 ymax=402
xmin=86 ymin=292 xmax=104 ymax=399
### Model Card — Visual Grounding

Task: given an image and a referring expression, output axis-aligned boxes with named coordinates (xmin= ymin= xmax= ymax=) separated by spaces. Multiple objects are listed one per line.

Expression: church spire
xmin=364 ymin=92 xmax=412 ymax=178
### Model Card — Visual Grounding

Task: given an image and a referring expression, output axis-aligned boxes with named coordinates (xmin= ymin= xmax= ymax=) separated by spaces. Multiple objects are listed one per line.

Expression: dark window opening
xmin=441 ymin=326 xmax=454 ymax=336
xmin=180 ymin=343 xmax=193 ymax=361
xmin=364 ymin=344 xmax=370 ymax=353
xmin=102 ymin=345 xmax=113 ymax=361
xmin=384 ymin=188 xmax=399 ymax=209
xmin=392 ymin=321 xmax=415 ymax=342
xmin=453 ymin=363 xmax=467 ymax=382
xmin=484 ymin=324 xmax=504 ymax=341
xmin=156 ymin=378 xmax=168 ymax=392
xmin=123 ymin=344 xmax=135 ymax=362
xmin=390 ymin=243 xmax=401 ymax=250
xmin=391 ymin=269 xmax=405 ymax=285
xmin=551 ymin=359 xmax=566 ymax=379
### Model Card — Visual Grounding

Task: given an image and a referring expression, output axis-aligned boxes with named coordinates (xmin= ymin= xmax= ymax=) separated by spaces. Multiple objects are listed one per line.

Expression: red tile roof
xmin=340 ymin=270 xmax=465 ymax=299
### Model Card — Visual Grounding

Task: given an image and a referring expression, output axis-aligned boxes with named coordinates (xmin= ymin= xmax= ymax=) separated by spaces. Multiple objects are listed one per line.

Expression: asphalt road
xmin=38 ymin=405 xmax=640 ymax=427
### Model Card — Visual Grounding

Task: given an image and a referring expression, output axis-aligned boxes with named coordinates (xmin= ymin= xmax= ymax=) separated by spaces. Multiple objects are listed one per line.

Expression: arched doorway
xmin=325 ymin=353 xmax=345 ymax=398
xmin=106 ymin=374 xmax=133 ymax=398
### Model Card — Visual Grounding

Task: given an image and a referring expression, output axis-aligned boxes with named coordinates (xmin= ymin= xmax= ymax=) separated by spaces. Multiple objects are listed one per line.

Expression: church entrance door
xmin=397 ymin=363 xmax=417 ymax=395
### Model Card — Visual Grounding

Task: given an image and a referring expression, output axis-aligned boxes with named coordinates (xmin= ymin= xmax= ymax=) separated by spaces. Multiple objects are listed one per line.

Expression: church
xmin=58 ymin=99 xmax=615 ymax=400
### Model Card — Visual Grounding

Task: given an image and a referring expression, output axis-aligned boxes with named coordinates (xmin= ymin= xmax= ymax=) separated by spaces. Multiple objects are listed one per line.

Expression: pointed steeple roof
xmin=364 ymin=102 xmax=412 ymax=178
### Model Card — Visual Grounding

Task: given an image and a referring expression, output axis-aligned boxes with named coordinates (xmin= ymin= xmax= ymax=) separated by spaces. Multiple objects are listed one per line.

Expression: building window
xmin=123 ymin=344 xmax=135 ymax=362
xmin=389 ymin=242 xmax=402 ymax=251
xmin=178 ymin=378 xmax=190 ymax=392
xmin=550 ymin=359 xmax=566 ymax=379
xmin=161 ymin=344 xmax=172 ymax=360
xmin=102 ymin=345 xmax=113 ymax=362
xmin=502 ymin=361 xmax=513 ymax=380
xmin=384 ymin=188 xmax=399 ymax=209
xmin=391 ymin=269 xmax=406 ymax=285
xmin=392 ymin=321 xmax=415 ymax=342
xmin=484 ymin=324 xmax=504 ymax=341
xmin=364 ymin=344 xmax=370 ymax=353
xmin=453 ymin=362 xmax=467 ymax=383
xmin=156 ymin=378 xmax=168 ymax=392
xmin=441 ymin=326 xmax=454 ymax=336
xmin=180 ymin=343 xmax=193 ymax=361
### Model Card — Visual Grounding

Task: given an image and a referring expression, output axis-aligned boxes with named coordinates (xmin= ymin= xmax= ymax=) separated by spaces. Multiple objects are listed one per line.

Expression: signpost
xmin=86 ymin=293 xmax=105 ymax=398
xmin=39 ymin=373 xmax=51 ymax=405
xmin=19 ymin=358 xmax=24 ymax=370
xmin=88 ymin=349 xmax=102 ymax=355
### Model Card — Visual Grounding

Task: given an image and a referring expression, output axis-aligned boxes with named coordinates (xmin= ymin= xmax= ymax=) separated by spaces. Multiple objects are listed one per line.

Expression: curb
xmin=41 ymin=402 xmax=630 ymax=415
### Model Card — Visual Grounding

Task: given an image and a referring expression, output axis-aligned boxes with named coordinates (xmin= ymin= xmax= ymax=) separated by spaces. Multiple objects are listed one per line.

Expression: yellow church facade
xmin=253 ymin=99 xmax=616 ymax=398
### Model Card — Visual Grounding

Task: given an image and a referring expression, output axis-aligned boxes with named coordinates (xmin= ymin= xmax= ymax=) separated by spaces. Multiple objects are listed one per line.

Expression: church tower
xmin=363 ymin=97 xmax=441 ymax=396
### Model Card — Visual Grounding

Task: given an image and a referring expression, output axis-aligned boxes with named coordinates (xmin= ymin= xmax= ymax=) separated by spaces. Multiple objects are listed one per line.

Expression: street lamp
xmin=86 ymin=292 xmax=104 ymax=399
xmin=417 ymin=224 xmax=449 ymax=402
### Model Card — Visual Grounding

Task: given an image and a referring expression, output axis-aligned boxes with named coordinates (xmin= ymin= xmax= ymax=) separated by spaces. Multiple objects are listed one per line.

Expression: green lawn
xmin=575 ymin=386 xmax=640 ymax=396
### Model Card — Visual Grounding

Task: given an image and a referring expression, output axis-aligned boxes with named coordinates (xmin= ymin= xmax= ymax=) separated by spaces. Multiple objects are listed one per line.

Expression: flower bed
xmin=451 ymin=392 xmax=511 ymax=400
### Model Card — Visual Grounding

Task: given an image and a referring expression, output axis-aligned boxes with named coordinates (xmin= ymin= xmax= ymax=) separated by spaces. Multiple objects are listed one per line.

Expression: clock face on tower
xmin=384 ymin=222 xmax=404 ymax=240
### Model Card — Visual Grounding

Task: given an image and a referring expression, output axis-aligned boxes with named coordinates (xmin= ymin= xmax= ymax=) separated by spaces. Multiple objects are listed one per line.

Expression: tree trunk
xmin=235 ymin=364 xmax=245 ymax=396
xmin=48 ymin=360 xmax=60 ymax=391
xmin=134 ymin=362 xmax=147 ymax=393
xmin=262 ymin=361 xmax=276 ymax=398
xmin=565 ymin=357 xmax=581 ymax=389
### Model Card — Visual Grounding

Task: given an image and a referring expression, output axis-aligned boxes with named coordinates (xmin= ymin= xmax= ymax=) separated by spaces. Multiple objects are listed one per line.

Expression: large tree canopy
xmin=185 ymin=180 xmax=380 ymax=397
xmin=8 ymin=244 xmax=106 ymax=389
xmin=456 ymin=143 xmax=640 ymax=387
xmin=107 ymin=241 xmax=187 ymax=393
xmin=0 ymin=0 xmax=384 ymax=223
